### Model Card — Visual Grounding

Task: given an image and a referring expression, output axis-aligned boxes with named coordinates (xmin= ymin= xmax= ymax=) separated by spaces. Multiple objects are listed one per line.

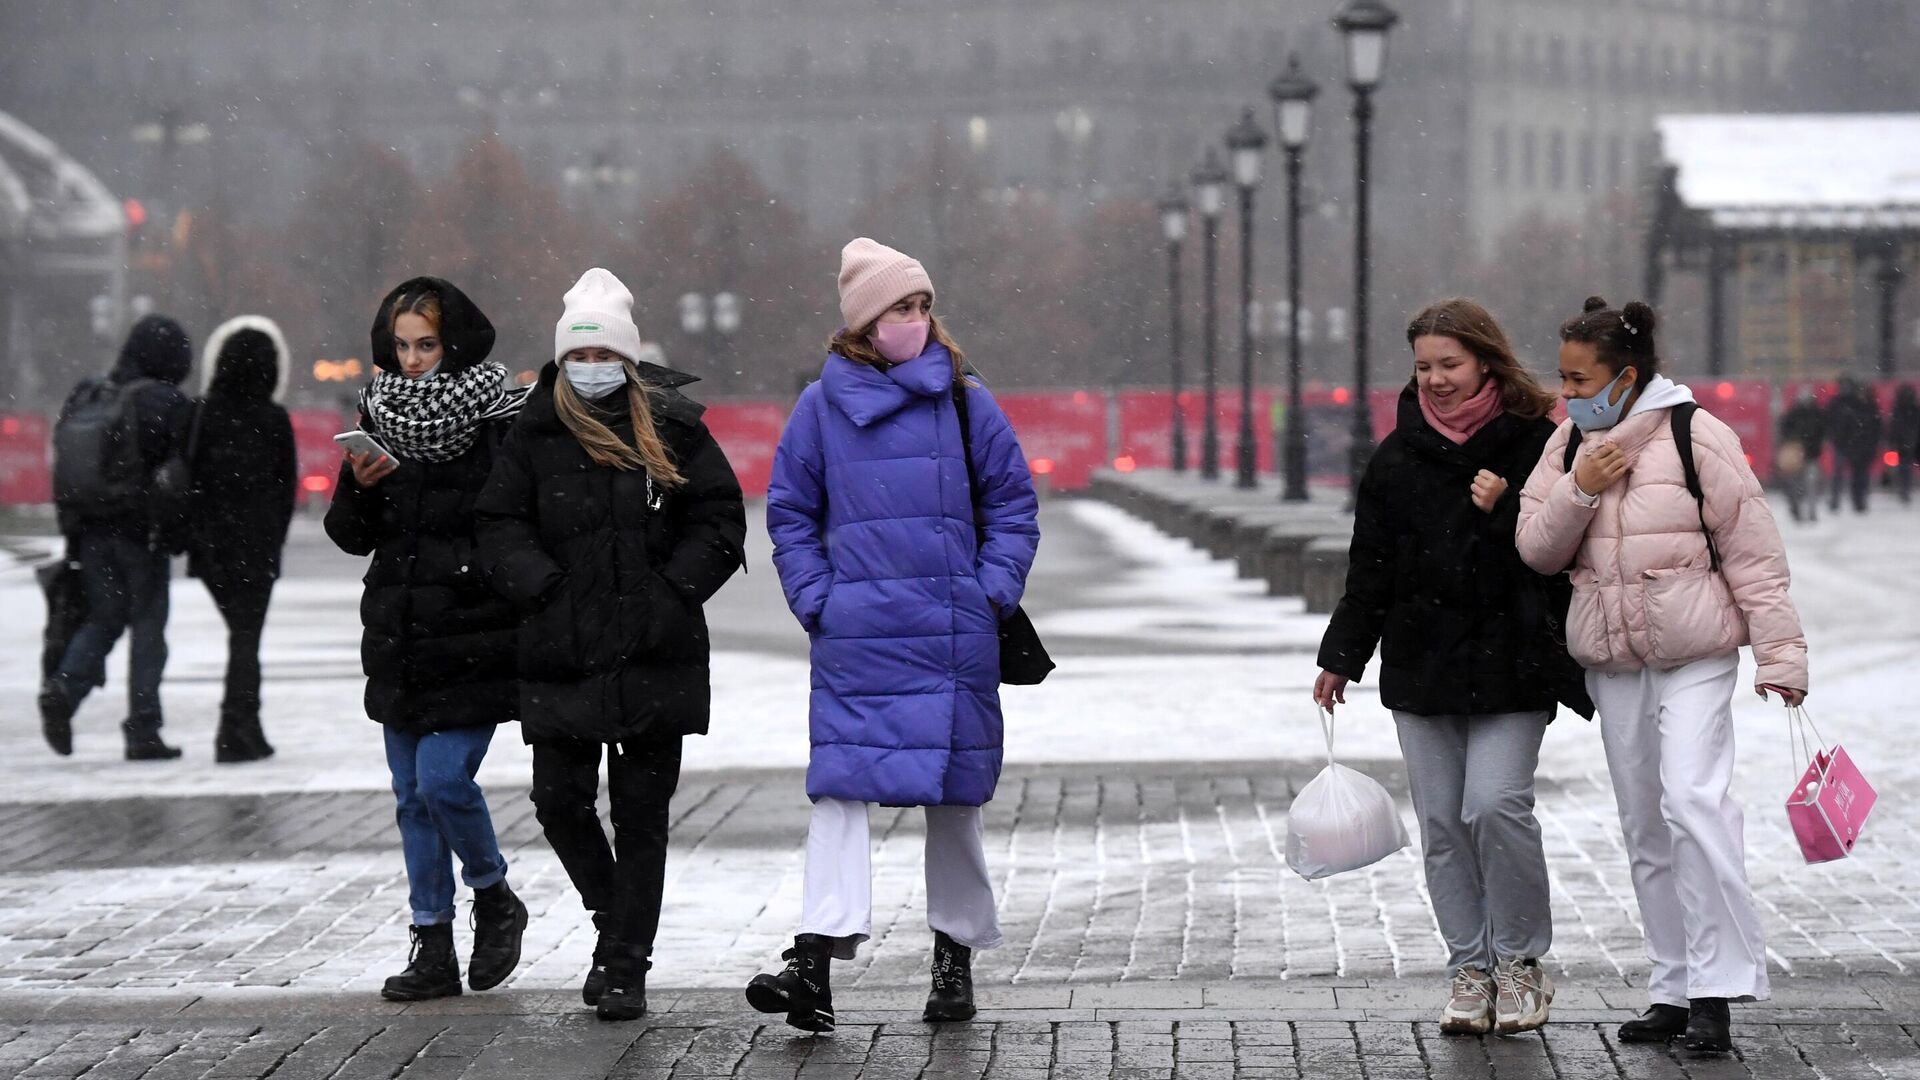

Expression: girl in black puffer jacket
xmin=324 ymin=276 xmax=531 ymax=1004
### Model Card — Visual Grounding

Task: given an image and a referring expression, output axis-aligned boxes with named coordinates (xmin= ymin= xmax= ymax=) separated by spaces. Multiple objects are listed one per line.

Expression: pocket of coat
xmin=520 ymin=586 xmax=581 ymax=676
xmin=1642 ymin=566 xmax=1737 ymax=666
xmin=1564 ymin=587 xmax=1611 ymax=668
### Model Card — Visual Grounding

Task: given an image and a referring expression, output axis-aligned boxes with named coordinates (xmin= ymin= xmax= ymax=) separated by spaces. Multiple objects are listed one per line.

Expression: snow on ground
xmin=0 ymin=495 xmax=1915 ymax=806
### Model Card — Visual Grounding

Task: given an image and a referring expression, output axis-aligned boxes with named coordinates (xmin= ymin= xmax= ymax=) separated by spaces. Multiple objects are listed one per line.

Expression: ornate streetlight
xmin=1333 ymin=0 xmax=1399 ymax=499
xmin=1225 ymin=109 xmax=1269 ymax=490
xmin=1191 ymin=150 xmax=1229 ymax=482
xmin=1159 ymin=187 xmax=1191 ymax=472
xmin=1269 ymin=53 xmax=1318 ymax=502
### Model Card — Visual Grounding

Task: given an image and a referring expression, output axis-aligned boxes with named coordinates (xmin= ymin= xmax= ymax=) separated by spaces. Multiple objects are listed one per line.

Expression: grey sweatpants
xmin=1394 ymin=710 xmax=1553 ymax=976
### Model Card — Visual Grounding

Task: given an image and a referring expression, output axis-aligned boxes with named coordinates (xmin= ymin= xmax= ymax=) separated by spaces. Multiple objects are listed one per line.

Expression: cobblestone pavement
xmin=1 ymin=762 xmax=1912 ymax=1000
xmin=4 ymin=991 xmax=1920 ymax=1079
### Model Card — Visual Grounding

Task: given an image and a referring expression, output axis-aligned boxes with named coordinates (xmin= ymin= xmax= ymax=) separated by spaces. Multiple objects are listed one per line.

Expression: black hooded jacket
xmin=476 ymin=361 xmax=746 ymax=745
xmin=1317 ymin=383 xmax=1593 ymax=719
xmin=57 ymin=314 xmax=195 ymax=538
xmin=187 ymin=318 xmax=297 ymax=585
xmin=324 ymin=278 xmax=519 ymax=734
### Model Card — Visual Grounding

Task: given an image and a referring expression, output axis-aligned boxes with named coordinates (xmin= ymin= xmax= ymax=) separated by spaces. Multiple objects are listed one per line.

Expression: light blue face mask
xmin=565 ymin=359 xmax=628 ymax=399
xmin=1567 ymin=368 xmax=1636 ymax=432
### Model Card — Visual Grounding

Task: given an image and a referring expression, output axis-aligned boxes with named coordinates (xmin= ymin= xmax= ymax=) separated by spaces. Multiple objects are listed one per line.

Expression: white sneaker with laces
xmin=1440 ymin=967 xmax=1495 ymax=1035
xmin=1494 ymin=957 xmax=1554 ymax=1034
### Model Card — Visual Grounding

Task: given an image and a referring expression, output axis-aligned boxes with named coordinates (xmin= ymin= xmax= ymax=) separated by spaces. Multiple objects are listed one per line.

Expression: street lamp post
xmin=1159 ymin=187 xmax=1191 ymax=473
xmin=1191 ymin=151 xmax=1229 ymax=482
xmin=1333 ymin=0 xmax=1399 ymax=502
xmin=1226 ymin=110 xmax=1269 ymax=490
xmin=1269 ymin=54 xmax=1319 ymax=503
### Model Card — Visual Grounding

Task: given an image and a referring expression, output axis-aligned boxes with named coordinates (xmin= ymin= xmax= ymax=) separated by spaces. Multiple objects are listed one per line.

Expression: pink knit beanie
xmin=837 ymin=237 xmax=935 ymax=332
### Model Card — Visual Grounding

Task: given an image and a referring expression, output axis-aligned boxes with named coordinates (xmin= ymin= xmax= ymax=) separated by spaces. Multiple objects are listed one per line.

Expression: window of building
xmin=1494 ymin=31 xmax=1511 ymax=75
xmin=1578 ymin=133 xmax=1595 ymax=190
xmin=1521 ymin=129 xmax=1537 ymax=189
xmin=1607 ymin=134 xmax=1624 ymax=187
xmin=1607 ymin=42 xmax=1623 ymax=88
xmin=1578 ymin=40 xmax=1596 ymax=84
xmin=1492 ymin=127 xmax=1509 ymax=186
xmin=1546 ymin=36 xmax=1567 ymax=80
xmin=1548 ymin=130 xmax=1565 ymax=190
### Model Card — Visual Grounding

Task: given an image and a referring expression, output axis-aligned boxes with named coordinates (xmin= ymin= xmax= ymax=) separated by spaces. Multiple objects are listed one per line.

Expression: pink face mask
xmin=871 ymin=319 xmax=930 ymax=363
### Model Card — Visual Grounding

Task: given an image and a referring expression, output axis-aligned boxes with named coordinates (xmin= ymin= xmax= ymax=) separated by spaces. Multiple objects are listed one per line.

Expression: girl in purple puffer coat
xmin=748 ymin=238 xmax=1040 ymax=1033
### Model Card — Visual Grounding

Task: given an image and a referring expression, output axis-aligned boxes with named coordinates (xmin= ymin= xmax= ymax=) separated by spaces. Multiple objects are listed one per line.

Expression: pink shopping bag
xmin=1784 ymin=707 xmax=1875 ymax=864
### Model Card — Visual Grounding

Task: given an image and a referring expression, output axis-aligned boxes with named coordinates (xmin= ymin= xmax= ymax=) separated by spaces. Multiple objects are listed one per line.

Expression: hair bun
xmin=1622 ymin=300 xmax=1657 ymax=335
xmin=1582 ymin=295 xmax=1609 ymax=313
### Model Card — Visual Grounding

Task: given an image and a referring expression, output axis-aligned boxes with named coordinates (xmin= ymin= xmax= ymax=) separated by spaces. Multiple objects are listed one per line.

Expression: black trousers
xmin=530 ymin=737 xmax=684 ymax=955
xmin=1831 ymin=454 xmax=1874 ymax=513
xmin=201 ymin=572 xmax=274 ymax=722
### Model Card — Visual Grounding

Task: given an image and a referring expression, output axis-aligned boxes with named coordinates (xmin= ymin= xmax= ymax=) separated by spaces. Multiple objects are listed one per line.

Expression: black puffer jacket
xmin=57 ymin=314 xmax=195 ymax=539
xmin=187 ymin=316 xmax=297 ymax=585
xmin=476 ymin=361 xmax=746 ymax=745
xmin=324 ymin=278 xmax=519 ymax=734
xmin=1317 ymin=383 xmax=1592 ymax=719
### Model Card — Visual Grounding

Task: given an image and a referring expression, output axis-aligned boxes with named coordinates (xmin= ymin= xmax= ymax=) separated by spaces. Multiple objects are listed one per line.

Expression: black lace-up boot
xmin=923 ymin=931 xmax=976 ymax=1022
xmin=1684 ymin=997 xmax=1732 ymax=1054
xmin=1617 ymin=1003 xmax=1689 ymax=1043
xmin=380 ymin=923 xmax=462 ymax=1001
xmin=745 ymin=933 xmax=835 ymax=1032
xmin=467 ymin=880 xmax=527 ymax=991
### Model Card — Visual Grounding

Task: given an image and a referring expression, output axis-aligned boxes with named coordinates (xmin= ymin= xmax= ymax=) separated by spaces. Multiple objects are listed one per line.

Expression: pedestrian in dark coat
xmin=187 ymin=315 xmax=297 ymax=763
xmin=476 ymin=268 xmax=746 ymax=1023
xmin=1889 ymin=385 xmax=1920 ymax=504
xmin=1314 ymin=299 xmax=1585 ymax=1039
xmin=1826 ymin=378 xmax=1882 ymax=514
xmin=324 ymin=276 xmax=530 ymax=1004
xmin=40 ymin=314 xmax=195 ymax=760
xmin=748 ymin=239 xmax=1040 ymax=1035
xmin=1776 ymin=392 xmax=1826 ymax=523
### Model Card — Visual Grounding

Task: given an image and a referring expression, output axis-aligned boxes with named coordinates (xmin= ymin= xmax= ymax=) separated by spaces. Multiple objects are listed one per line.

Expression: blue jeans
xmin=383 ymin=725 xmax=509 ymax=926
xmin=55 ymin=530 xmax=171 ymax=733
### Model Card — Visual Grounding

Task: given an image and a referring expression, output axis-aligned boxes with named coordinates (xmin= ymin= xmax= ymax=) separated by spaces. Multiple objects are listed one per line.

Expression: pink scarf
xmin=1419 ymin=377 xmax=1504 ymax=445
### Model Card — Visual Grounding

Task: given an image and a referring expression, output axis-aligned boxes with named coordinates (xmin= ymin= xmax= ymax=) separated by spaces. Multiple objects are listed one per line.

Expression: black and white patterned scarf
xmin=360 ymin=361 xmax=528 ymax=463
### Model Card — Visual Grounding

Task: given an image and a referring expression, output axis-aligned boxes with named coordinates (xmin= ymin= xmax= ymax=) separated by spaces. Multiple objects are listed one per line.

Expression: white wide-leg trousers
xmin=798 ymin=796 xmax=1004 ymax=961
xmin=1589 ymin=651 xmax=1771 ymax=1005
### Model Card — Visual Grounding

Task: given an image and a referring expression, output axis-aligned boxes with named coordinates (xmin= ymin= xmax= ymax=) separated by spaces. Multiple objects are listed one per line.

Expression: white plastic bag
xmin=1285 ymin=708 xmax=1408 ymax=880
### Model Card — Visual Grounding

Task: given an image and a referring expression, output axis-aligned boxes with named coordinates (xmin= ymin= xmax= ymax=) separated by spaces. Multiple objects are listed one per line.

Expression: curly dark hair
xmin=1558 ymin=295 xmax=1661 ymax=377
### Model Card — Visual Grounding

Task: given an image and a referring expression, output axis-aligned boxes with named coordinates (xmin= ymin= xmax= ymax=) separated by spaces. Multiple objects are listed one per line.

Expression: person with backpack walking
xmin=1314 ymin=298 xmax=1590 ymax=1038
xmin=186 ymin=316 xmax=297 ymax=763
xmin=749 ymin=239 xmax=1040 ymax=1033
xmin=40 ymin=313 xmax=196 ymax=760
xmin=325 ymin=278 xmax=531 ymax=1003
xmin=1888 ymin=384 xmax=1920 ymax=504
xmin=477 ymin=268 xmax=747 ymax=1022
xmin=1517 ymin=297 xmax=1808 ymax=1056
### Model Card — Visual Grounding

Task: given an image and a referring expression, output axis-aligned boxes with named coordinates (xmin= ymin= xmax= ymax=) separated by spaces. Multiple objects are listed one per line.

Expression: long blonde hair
xmin=553 ymin=361 xmax=687 ymax=488
xmin=828 ymin=313 xmax=968 ymax=383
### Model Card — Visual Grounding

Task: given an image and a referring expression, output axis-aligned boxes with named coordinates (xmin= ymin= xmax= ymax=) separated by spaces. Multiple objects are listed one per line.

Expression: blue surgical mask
xmin=1567 ymin=369 xmax=1635 ymax=432
xmin=565 ymin=360 xmax=628 ymax=400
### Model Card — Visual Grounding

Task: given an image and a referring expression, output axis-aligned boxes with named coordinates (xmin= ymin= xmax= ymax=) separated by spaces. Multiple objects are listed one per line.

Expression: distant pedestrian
xmin=1518 ymin=297 xmax=1808 ymax=1056
xmin=1314 ymin=298 xmax=1588 ymax=1038
xmin=1888 ymin=384 xmax=1920 ymax=504
xmin=186 ymin=316 xmax=296 ymax=763
xmin=477 ymin=268 xmax=747 ymax=1023
xmin=1775 ymin=391 xmax=1826 ymax=523
xmin=1826 ymin=377 xmax=1881 ymax=514
xmin=40 ymin=314 xmax=195 ymax=761
xmin=325 ymin=277 xmax=530 ymax=1004
xmin=751 ymin=239 xmax=1040 ymax=1032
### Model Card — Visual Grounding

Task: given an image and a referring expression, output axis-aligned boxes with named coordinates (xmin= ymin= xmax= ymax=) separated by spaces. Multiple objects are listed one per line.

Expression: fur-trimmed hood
xmin=201 ymin=314 xmax=290 ymax=402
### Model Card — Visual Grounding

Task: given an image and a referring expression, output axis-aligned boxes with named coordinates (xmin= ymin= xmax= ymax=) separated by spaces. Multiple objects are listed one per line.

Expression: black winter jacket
xmin=1317 ymin=383 xmax=1592 ymax=719
xmin=324 ymin=278 xmax=520 ymax=734
xmin=1826 ymin=390 xmax=1883 ymax=461
xmin=187 ymin=318 xmax=297 ymax=586
xmin=476 ymin=361 xmax=747 ymax=745
xmin=57 ymin=315 xmax=195 ymax=539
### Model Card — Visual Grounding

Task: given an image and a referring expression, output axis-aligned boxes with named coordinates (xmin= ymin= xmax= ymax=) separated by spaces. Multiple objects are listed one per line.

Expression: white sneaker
xmin=1494 ymin=957 xmax=1554 ymax=1034
xmin=1440 ymin=967 xmax=1495 ymax=1035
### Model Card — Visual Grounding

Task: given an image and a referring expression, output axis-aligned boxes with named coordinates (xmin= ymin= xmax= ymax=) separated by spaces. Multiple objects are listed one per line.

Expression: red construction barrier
xmin=998 ymin=390 xmax=1107 ymax=491
xmin=703 ymin=402 xmax=789 ymax=497
xmin=1686 ymin=379 xmax=1775 ymax=482
xmin=0 ymin=415 xmax=51 ymax=505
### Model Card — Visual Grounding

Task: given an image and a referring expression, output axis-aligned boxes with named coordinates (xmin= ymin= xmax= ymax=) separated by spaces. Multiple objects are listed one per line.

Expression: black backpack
xmin=52 ymin=378 xmax=150 ymax=518
xmin=1562 ymin=401 xmax=1721 ymax=571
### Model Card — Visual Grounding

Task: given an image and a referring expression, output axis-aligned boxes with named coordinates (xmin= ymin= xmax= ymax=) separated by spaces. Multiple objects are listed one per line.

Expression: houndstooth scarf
xmin=360 ymin=361 xmax=528 ymax=463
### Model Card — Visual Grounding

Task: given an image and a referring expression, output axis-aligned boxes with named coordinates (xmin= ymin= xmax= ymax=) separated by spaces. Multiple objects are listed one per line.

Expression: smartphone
xmin=334 ymin=430 xmax=395 ymax=464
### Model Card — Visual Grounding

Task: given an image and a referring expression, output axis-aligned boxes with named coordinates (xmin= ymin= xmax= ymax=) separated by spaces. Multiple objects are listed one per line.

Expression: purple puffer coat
xmin=766 ymin=345 xmax=1039 ymax=807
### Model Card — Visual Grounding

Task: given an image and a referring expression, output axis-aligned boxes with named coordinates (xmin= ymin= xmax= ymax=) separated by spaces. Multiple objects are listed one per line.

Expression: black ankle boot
xmin=582 ymin=911 xmax=622 ymax=1006
xmin=381 ymin=923 xmax=462 ymax=1001
xmin=595 ymin=946 xmax=650 ymax=1022
xmin=467 ymin=880 xmax=528 ymax=991
xmin=124 ymin=728 xmax=182 ymax=761
xmin=744 ymin=934 xmax=835 ymax=1032
xmin=215 ymin=712 xmax=274 ymax=764
xmin=38 ymin=681 xmax=73 ymax=757
xmin=924 ymin=931 xmax=977 ymax=1022
xmin=1617 ymin=1003 xmax=1689 ymax=1043
xmin=1684 ymin=998 xmax=1732 ymax=1054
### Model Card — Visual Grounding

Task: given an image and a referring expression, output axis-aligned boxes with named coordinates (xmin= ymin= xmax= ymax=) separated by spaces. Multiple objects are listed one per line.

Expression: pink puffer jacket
xmin=1516 ymin=385 xmax=1808 ymax=691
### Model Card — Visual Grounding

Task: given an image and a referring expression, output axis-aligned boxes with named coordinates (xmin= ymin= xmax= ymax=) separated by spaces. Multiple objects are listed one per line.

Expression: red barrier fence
xmin=0 ymin=378 xmax=1913 ymax=503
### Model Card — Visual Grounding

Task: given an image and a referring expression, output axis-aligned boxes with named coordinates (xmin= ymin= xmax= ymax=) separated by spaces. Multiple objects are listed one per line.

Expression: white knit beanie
xmin=555 ymin=268 xmax=643 ymax=364
xmin=838 ymin=237 xmax=935 ymax=332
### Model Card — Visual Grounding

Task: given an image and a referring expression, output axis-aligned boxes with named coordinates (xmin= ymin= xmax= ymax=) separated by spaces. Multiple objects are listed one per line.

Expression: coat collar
xmin=820 ymin=345 xmax=953 ymax=428
xmin=520 ymin=360 xmax=705 ymax=433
